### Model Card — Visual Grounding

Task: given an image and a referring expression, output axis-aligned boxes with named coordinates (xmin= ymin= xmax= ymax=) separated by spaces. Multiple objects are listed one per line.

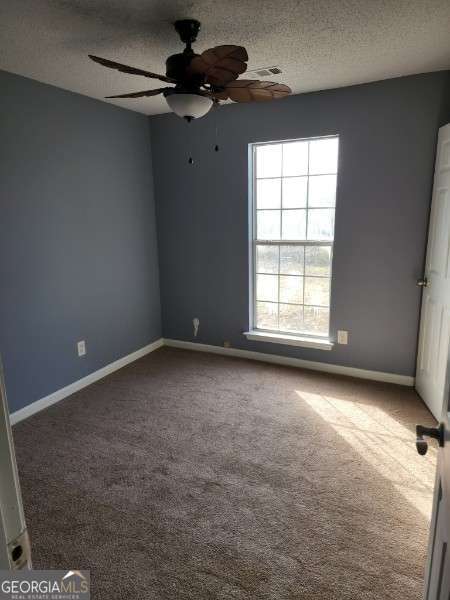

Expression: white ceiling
xmin=1 ymin=0 xmax=449 ymax=115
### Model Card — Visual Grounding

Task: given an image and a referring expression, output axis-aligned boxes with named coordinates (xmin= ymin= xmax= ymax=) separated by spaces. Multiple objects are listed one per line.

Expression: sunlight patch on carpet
xmin=296 ymin=390 xmax=436 ymax=519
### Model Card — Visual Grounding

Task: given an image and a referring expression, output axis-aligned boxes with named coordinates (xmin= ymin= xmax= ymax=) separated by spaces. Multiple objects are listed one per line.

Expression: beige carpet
xmin=12 ymin=347 xmax=436 ymax=599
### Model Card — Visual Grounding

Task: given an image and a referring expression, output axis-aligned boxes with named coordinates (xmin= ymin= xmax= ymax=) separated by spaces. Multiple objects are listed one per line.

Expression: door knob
xmin=417 ymin=277 xmax=429 ymax=287
xmin=416 ymin=423 xmax=444 ymax=455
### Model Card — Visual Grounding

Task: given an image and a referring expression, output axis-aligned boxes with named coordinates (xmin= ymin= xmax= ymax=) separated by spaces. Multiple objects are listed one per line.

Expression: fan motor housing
xmin=166 ymin=52 xmax=200 ymax=83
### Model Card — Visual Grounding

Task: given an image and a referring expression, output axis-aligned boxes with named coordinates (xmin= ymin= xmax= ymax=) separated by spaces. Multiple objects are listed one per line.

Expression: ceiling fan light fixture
xmin=164 ymin=91 xmax=213 ymax=121
xmin=89 ymin=19 xmax=291 ymax=113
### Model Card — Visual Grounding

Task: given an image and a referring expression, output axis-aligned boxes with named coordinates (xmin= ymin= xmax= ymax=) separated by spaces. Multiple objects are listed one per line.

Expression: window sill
xmin=243 ymin=330 xmax=334 ymax=351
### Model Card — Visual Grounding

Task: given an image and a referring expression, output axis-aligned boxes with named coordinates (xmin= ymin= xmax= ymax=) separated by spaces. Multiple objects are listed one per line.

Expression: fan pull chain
xmin=187 ymin=115 xmax=220 ymax=164
xmin=214 ymin=122 xmax=220 ymax=152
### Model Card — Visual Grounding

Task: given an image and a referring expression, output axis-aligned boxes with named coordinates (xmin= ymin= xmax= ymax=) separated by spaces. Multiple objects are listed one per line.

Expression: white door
xmin=416 ymin=124 xmax=450 ymax=421
xmin=0 ymin=361 xmax=31 ymax=569
xmin=422 ymin=341 xmax=450 ymax=599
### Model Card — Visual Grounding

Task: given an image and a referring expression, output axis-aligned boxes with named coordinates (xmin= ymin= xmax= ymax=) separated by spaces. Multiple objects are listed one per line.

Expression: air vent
xmin=249 ymin=66 xmax=283 ymax=78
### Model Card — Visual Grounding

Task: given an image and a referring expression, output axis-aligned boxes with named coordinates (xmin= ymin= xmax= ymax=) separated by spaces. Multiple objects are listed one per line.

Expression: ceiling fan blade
xmin=89 ymin=55 xmax=174 ymax=84
xmin=223 ymin=79 xmax=291 ymax=103
xmin=105 ymin=88 xmax=170 ymax=99
xmin=189 ymin=45 xmax=248 ymax=86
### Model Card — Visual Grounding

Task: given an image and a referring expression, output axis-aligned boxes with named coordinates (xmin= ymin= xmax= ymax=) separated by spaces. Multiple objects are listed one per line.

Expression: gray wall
xmin=0 ymin=70 xmax=161 ymax=413
xmin=150 ymin=71 xmax=450 ymax=377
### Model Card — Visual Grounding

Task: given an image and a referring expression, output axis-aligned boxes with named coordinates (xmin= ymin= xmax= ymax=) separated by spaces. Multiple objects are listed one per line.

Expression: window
xmin=249 ymin=136 xmax=339 ymax=344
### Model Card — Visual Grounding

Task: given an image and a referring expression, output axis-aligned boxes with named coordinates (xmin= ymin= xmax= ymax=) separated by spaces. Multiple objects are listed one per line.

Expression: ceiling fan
xmin=89 ymin=19 xmax=291 ymax=121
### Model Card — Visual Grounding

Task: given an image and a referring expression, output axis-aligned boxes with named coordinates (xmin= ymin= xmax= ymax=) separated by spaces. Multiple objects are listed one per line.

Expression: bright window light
xmin=251 ymin=136 xmax=339 ymax=338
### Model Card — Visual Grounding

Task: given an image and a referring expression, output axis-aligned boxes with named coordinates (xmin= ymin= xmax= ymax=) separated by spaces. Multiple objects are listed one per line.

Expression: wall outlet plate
xmin=337 ymin=330 xmax=348 ymax=345
xmin=77 ymin=340 xmax=86 ymax=356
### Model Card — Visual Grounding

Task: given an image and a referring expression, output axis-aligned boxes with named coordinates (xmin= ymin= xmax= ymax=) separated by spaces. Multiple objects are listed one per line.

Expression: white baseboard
xmin=10 ymin=338 xmax=164 ymax=425
xmin=10 ymin=335 xmax=413 ymax=425
xmin=163 ymin=339 xmax=415 ymax=387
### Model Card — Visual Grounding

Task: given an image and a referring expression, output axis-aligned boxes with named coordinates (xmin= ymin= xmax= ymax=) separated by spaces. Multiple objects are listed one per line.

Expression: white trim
xmin=10 ymin=338 xmax=164 ymax=425
xmin=9 ymin=335 xmax=414 ymax=426
xmin=163 ymin=338 xmax=414 ymax=386
xmin=243 ymin=330 xmax=333 ymax=350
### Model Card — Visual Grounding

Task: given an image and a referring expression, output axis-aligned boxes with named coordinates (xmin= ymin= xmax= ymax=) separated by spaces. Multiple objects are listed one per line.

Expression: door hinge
xmin=417 ymin=277 xmax=429 ymax=287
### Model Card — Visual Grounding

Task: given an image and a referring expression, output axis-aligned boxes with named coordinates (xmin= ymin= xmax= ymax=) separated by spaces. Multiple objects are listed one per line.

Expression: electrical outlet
xmin=337 ymin=330 xmax=348 ymax=345
xmin=77 ymin=340 xmax=86 ymax=357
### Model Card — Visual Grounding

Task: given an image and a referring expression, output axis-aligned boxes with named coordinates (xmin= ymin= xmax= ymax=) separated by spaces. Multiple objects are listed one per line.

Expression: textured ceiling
xmin=1 ymin=0 xmax=449 ymax=115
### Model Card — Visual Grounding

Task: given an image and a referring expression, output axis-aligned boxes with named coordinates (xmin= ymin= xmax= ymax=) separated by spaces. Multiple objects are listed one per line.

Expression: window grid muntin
xmin=252 ymin=136 xmax=337 ymax=338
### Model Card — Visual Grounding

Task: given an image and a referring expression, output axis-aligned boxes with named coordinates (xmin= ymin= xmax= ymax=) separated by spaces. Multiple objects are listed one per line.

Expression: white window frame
xmin=244 ymin=135 xmax=338 ymax=351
